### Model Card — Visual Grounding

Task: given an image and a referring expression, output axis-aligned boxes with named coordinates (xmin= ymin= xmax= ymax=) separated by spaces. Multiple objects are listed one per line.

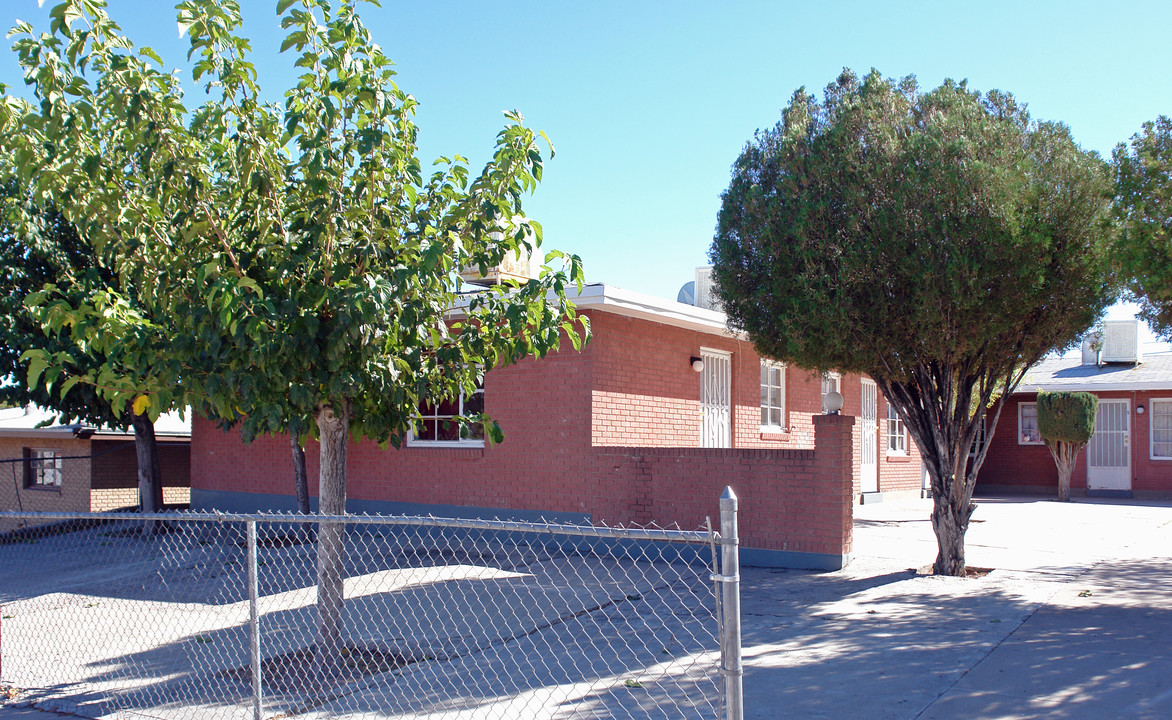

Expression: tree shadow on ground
xmin=736 ymin=555 xmax=1172 ymax=720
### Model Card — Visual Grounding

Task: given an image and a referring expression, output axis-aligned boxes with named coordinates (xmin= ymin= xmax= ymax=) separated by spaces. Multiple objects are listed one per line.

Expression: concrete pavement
xmin=3 ymin=494 xmax=1171 ymax=719
xmin=737 ymin=495 xmax=1172 ymax=719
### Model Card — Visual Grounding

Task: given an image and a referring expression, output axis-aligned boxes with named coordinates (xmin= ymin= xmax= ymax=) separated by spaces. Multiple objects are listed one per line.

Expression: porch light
xmin=690 ymin=356 xmax=705 ymax=372
xmin=1137 ymin=405 xmax=1145 ymax=414
xmin=824 ymin=390 xmax=844 ymax=415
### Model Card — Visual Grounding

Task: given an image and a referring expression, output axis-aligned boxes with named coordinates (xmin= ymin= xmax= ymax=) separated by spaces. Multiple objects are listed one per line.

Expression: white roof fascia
xmin=571 ymin=284 xmax=739 ymax=337
xmin=453 ymin=283 xmax=740 ymax=338
xmin=1019 ymin=381 xmax=1172 ymax=394
xmin=0 ymin=427 xmax=83 ymax=439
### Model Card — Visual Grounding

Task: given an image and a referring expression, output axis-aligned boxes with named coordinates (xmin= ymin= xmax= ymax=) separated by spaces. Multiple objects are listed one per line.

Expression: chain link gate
xmin=0 ymin=489 xmax=743 ymax=719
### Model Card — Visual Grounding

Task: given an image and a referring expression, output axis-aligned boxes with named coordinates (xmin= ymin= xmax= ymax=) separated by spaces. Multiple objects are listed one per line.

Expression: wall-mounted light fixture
xmin=1137 ymin=405 xmax=1146 ymax=414
xmin=824 ymin=390 xmax=844 ymax=415
xmin=690 ymin=356 xmax=704 ymax=372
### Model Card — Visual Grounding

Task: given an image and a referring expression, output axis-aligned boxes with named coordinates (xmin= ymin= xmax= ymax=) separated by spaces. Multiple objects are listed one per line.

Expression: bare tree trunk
xmin=931 ymin=490 xmax=973 ymax=575
xmin=1046 ymin=440 xmax=1080 ymax=502
xmin=130 ymin=412 xmax=164 ymax=536
xmin=928 ymin=466 xmax=976 ymax=576
xmin=314 ymin=400 xmax=349 ymax=674
xmin=291 ymin=432 xmax=310 ymax=514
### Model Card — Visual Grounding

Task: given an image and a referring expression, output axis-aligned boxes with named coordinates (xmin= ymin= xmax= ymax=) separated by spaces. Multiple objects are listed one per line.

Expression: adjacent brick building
xmin=0 ymin=405 xmax=191 ymax=531
xmin=977 ymin=337 xmax=1172 ymax=499
xmin=191 ymin=284 xmax=924 ymax=569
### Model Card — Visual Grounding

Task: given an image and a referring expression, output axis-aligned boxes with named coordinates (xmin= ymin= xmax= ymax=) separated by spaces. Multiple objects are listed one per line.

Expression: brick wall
xmin=191 ymin=408 xmax=857 ymax=567
xmin=90 ymin=439 xmax=192 ymax=491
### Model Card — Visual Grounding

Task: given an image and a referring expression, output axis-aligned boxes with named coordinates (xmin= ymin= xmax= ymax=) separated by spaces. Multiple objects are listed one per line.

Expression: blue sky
xmin=3 ymin=0 xmax=1171 ymax=343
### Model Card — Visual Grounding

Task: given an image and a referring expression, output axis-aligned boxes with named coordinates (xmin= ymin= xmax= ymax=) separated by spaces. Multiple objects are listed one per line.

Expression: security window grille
xmin=25 ymin=448 xmax=63 ymax=487
xmin=1019 ymin=402 xmax=1042 ymax=444
xmin=887 ymin=403 xmax=907 ymax=454
xmin=1152 ymin=400 xmax=1172 ymax=459
xmin=412 ymin=377 xmax=485 ymax=446
xmin=821 ymin=372 xmax=841 ymax=414
xmin=760 ymin=361 xmax=786 ymax=430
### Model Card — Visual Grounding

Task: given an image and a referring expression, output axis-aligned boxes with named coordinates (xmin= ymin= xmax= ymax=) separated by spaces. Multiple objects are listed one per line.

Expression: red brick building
xmin=191 ymin=284 xmax=924 ymax=568
xmin=977 ymin=341 xmax=1172 ymax=499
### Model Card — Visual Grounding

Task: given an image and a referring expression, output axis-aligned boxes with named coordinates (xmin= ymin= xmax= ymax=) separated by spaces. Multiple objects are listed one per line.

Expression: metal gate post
xmin=719 ymin=487 xmax=744 ymax=720
xmin=247 ymin=520 xmax=263 ymax=720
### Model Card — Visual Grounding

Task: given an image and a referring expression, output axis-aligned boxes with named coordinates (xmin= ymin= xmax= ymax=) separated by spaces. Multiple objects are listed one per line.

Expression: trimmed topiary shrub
xmin=1037 ymin=391 xmax=1099 ymax=501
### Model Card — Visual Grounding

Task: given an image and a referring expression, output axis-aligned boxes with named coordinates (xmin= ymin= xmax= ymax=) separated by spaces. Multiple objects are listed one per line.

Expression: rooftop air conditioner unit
xmin=694 ymin=266 xmax=721 ymax=312
xmin=1099 ymin=320 xmax=1142 ymax=364
xmin=458 ymin=216 xmax=537 ymax=287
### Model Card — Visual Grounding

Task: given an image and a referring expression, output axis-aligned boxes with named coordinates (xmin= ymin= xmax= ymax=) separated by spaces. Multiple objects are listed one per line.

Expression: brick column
xmin=814 ymin=414 xmax=856 ymax=558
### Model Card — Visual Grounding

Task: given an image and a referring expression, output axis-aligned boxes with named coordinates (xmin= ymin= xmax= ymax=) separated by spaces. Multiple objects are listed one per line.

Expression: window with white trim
xmin=1151 ymin=399 xmax=1172 ymax=459
xmin=969 ymin=414 xmax=988 ymax=459
xmin=1019 ymin=402 xmax=1042 ymax=444
xmin=410 ymin=375 xmax=485 ymax=446
xmin=887 ymin=402 xmax=907 ymax=454
xmin=821 ymin=372 xmax=841 ymax=414
xmin=24 ymin=448 xmax=62 ymax=487
xmin=760 ymin=360 xmax=786 ymax=431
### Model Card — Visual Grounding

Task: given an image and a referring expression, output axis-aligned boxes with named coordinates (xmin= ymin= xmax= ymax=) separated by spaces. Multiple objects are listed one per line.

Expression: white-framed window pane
xmin=969 ymin=414 xmax=988 ymax=458
xmin=1020 ymin=402 xmax=1041 ymax=444
xmin=887 ymin=403 xmax=906 ymax=454
xmin=760 ymin=360 xmax=785 ymax=429
xmin=821 ymin=372 xmax=840 ymax=414
xmin=413 ymin=373 xmax=486 ymax=445
xmin=31 ymin=449 xmax=62 ymax=486
xmin=1152 ymin=401 xmax=1172 ymax=458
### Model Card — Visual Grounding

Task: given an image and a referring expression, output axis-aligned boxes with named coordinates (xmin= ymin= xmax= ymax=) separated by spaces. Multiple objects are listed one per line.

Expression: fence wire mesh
xmin=0 ymin=510 xmax=725 ymax=719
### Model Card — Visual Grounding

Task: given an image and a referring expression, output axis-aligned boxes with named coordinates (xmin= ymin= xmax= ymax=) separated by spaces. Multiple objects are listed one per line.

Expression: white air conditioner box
xmin=694 ymin=266 xmax=721 ymax=311
xmin=459 ymin=216 xmax=537 ymax=287
xmin=1100 ymin=320 xmax=1142 ymax=364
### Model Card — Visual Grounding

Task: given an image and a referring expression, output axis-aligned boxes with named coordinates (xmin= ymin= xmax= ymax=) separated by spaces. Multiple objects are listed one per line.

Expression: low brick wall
xmin=591 ymin=415 xmax=854 ymax=565
xmin=191 ymin=414 xmax=857 ymax=569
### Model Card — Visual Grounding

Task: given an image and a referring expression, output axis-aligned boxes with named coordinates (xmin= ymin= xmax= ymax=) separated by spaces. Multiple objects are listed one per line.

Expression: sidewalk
xmin=739 ymin=495 xmax=1172 ymax=719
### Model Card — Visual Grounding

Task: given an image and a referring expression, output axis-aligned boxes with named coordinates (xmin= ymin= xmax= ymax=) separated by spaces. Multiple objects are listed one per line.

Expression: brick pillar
xmin=814 ymin=414 xmax=856 ymax=558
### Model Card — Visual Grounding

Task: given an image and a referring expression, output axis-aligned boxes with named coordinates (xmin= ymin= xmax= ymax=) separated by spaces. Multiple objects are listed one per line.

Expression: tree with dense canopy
xmin=0 ymin=187 xmax=167 ymax=516
xmin=1 ymin=0 xmax=586 ymax=665
xmin=1036 ymin=391 xmax=1098 ymax=502
xmin=711 ymin=69 xmax=1115 ymax=575
xmin=1114 ymin=116 xmax=1172 ymax=335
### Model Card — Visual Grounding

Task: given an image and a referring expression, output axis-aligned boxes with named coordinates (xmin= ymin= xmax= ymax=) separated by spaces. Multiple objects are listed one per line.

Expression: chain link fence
xmin=0 ymin=494 xmax=743 ymax=719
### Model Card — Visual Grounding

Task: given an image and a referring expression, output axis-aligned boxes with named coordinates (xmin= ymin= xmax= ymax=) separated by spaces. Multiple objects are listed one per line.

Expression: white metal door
xmin=860 ymin=379 xmax=878 ymax=493
xmin=1088 ymin=399 xmax=1131 ymax=491
xmin=700 ymin=349 xmax=731 ymax=448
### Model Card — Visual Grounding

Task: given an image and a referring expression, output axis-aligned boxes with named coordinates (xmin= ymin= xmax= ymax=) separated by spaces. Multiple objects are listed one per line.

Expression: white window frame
xmin=821 ymin=372 xmax=841 ymax=414
xmin=886 ymin=402 xmax=907 ymax=455
xmin=28 ymin=448 xmax=63 ymax=487
xmin=408 ymin=374 xmax=486 ymax=448
xmin=1150 ymin=398 xmax=1172 ymax=460
xmin=1018 ymin=402 xmax=1043 ymax=445
xmin=760 ymin=360 xmax=786 ymax=432
xmin=969 ymin=414 xmax=988 ymax=459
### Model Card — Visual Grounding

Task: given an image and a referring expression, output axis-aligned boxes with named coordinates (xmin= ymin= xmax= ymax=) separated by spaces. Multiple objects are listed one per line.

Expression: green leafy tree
xmin=711 ymin=69 xmax=1115 ymax=575
xmin=1114 ymin=116 xmax=1172 ymax=334
xmin=1036 ymin=391 xmax=1098 ymax=502
xmin=0 ymin=186 xmax=166 ymax=516
xmin=2 ymin=0 xmax=586 ymax=665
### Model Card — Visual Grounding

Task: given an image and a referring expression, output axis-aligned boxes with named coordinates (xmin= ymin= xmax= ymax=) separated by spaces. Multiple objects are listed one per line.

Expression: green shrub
xmin=1037 ymin=392 xmax=1098 ymax=444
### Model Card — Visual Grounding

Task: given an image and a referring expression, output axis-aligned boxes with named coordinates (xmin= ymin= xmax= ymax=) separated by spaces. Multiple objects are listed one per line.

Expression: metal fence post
xmin=719 ymin=487 xmax=744 ymax=720
xmin=246 ymin=520 xmax=263 ymax=720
